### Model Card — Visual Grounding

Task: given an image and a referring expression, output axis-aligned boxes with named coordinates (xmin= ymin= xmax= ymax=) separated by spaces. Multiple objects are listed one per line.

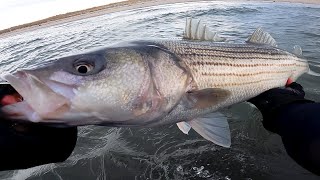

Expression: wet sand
xmin=1 ymin=0 xmax=319 ymax=38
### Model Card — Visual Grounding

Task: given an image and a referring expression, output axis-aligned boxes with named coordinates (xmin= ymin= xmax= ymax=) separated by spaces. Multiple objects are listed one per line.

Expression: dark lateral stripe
xmin=179 ymin=53 xmax=284 ymax=60
xmin=181 ymin=46 xmax=283 ymax=55
xmin=202 ymin=70 xmax=290 ymax=77
xmin=190 ymin=61 xmax=295 ymax=67
xmin=174 ymin=41 xmax=276 ymax=51
xmin=211 ymin=78 xmax=281 ymax=87
xmin=190 ymin=61 xmax=307 ymax=68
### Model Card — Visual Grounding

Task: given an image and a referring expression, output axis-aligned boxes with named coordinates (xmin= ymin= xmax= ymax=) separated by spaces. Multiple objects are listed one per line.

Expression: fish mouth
xmin=1 ymin=71 xmax=73 ymax=123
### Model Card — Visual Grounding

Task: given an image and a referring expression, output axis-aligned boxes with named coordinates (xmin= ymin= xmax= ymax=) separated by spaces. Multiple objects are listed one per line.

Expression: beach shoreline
xmin=1 ymin=0 xmax=319 ymax=39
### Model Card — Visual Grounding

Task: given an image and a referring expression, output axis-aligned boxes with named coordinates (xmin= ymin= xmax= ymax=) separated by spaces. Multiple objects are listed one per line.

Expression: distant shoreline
xmin=1 ymin=0 xmax=319 ymax=39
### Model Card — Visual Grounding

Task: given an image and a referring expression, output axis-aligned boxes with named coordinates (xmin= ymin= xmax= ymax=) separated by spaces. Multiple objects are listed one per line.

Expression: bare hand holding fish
xmin=1 ymin=18 xmax=319 ymax=148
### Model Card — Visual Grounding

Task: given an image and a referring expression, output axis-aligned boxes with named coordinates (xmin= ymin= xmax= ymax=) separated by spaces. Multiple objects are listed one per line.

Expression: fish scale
xmin=157 ymin=40 xmax=307 ymax=92
xmin=149 ymin=37 xmax=310 ymax=137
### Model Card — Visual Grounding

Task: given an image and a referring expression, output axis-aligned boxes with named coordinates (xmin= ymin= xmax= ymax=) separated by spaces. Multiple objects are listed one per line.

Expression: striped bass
xmin=1 ymin=18 xmax=319 ymax=147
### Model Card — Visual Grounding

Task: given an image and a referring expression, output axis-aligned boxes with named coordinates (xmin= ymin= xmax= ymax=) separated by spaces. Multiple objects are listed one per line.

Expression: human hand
xmin=0 ymin=84 xmax=78 ymax=171
xmin=249 ymin=82 xmax=307 ymax=110
xmin=247 ymin=82 xmax=313 ymax=133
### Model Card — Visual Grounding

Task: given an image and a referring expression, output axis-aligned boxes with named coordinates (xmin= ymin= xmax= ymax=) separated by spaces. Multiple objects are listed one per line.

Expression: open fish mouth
xmin=1 ymin=71 xmax=72 ymax=122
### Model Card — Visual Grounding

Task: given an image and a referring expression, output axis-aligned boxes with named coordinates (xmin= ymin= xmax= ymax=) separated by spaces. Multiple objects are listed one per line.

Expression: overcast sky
xmin=0 ymin=0 xmax=125 ymax=30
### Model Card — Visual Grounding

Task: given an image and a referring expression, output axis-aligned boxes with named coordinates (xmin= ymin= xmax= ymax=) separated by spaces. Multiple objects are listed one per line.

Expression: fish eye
xmin=75 ymin=63 xmax=93 ymax=74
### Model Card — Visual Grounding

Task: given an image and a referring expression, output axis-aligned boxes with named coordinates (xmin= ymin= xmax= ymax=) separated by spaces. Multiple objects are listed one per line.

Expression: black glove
xmin=0 ymin=121 xmax=78 ymax=171
xmin=0 ymin=83 xmax=78 ymax=171
xmin=248 ymin=82 xmax=314 ymax=133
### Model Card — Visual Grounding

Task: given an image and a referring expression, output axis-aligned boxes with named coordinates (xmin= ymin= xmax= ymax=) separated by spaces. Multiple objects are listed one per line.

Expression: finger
xmin=286 ymin=82 xmax=305 ymax=97
xmin=287 ymin=82 xmax=303 ymax=92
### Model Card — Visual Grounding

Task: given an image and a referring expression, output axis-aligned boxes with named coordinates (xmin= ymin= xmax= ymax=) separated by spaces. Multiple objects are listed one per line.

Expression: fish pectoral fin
xmin=177 ymin=121 xmax=192 ymax=134
xmin=247 ymin=27 xmax=277 ymax=47
xmin=184 ymin=88 xmax=231 ymax=109
xmin=183 ymin=18 xmax=226 ymax=42
xmin=292 ymin=45 xmax=302 ymax=56
xmin=189 ymin=112 xmax=231 ymax=148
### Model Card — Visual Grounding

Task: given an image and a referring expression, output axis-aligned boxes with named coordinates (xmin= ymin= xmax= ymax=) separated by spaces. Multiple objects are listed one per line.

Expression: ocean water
xmin=0 ymin=1 xmax=320 ymax=179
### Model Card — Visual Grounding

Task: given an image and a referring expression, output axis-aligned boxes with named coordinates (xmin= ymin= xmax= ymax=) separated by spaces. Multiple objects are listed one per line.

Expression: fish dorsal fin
xmin=293 ymin=45 xmax=302 ymax=56
xmin=189 ymin=112 xmax=231 ymax=147
xmin=183 ymin=18 xmax=226 ymax=42
xmin=184 ymin=88 xmax=231 ymax=109
xmin=247 ymin=27 xmax=277 ymax=47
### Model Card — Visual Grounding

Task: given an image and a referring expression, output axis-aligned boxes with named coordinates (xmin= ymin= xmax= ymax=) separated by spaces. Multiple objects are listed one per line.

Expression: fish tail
xmin=307 ymin=69 xmax=320 ymax=76
xmin=292 ymin=45 xmax=320 ymax=77
xmin=306 ymin=60 xmax=320 ymax=76
xmin=296 ymin=58 xmax=320 ymax=77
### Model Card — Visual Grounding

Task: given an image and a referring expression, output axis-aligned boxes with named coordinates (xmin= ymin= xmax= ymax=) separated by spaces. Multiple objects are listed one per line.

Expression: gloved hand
xmin=0 ymin=83 xmax=78 ymax=171
xmin=248 ymin=82 xmax=314 ymax=133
